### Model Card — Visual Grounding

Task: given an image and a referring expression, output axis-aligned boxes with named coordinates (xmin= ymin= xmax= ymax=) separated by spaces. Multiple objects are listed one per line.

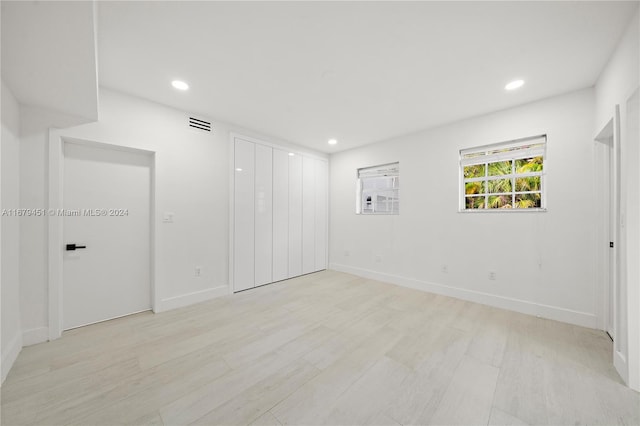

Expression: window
xmin=357 ymin=162 xmax=399 ymax=214
xmin=460 ymin=135 xmax=546 ymax=211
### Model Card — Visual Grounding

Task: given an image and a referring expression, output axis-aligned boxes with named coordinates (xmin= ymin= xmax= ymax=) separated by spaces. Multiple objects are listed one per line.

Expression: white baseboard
xmin=22 ymin=327 xmax=49 ymax=347
xmin=1 ymin=333 xmax=22 ymax=384
xmin=614 ymin=349 xmax=629 ymax=386
xmin=330 ymin=263 xmax=597 ymax=329
xmin=155 ymin=285 xmax=230 ymax=313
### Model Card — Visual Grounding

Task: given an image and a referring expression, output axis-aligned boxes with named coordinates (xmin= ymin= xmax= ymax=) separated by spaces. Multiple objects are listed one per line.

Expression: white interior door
xmin=254 ymin=144 xmax=273 ymax=286
xmin=63 ymin=142 xmax=151 ymax=330
xmin=595 ymin=120 xmax=616 ymax=340
xmin=314 ymin=159 xmax=328 ymax=271
xmin=607 ymin=141 xmax=615 ymax=339
xmin=272 ymin=149 xmax=289 ymax=282
xmin=288 ymin=154 xmax=303 ymax=278
xmin=302 ymin=156 xmax=316 ymax=274
xmin=234 ymin=138 xmax=255 ymax=292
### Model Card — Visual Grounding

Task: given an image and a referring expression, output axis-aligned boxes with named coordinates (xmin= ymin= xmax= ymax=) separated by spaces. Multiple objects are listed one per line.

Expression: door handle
xmin=66 ymin=244 xmax=87 ymax=251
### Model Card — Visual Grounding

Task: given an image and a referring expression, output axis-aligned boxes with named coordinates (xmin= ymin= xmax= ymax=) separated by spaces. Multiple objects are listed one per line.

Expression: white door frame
xmin=594 ymin=118 xmax=617 ymax=339
xmin=48 ymin=131 xmax=157 ymax=340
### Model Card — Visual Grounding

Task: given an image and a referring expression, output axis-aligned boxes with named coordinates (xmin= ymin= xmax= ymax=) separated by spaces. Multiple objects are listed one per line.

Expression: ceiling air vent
xmin=189 ymin=117 xmax=211 ymax=132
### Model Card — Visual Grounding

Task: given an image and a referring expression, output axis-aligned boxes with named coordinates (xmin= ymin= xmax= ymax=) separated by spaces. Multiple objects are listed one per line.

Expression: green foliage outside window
xmin=463 ymin=156 xmax=543 ymax=210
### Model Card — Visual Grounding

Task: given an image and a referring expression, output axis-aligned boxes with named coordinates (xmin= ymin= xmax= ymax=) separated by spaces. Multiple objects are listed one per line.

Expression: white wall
xmin=19 ymin=87 xmax=327 ymax=344
xmin=1 ymin=80 xmax=23 ymax=382
xmin=330 ymin=88 xmax=597 ymax=328
xmin=594 ymin=8 xmax=640 ymax=392
xmin=20 ymin=106 xmax=86 ymax=344
xmin=595 ymin=9 xmax=639 ymax=132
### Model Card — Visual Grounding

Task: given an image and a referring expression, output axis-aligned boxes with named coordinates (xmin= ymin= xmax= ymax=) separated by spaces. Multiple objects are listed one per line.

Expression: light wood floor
xmin=2 ymin=270 xmax=638 ymax=425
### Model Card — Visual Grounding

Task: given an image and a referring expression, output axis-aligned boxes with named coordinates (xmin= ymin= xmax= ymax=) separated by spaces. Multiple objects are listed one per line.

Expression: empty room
xmin=1 ymin=1 xmax=639 ymax=425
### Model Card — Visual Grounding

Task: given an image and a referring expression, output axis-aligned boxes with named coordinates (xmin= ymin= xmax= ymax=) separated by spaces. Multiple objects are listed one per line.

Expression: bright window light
xmin=288 ymin=152 xmax=295 ymax=156
xmin=505 ymin=80 xmax=524 ymax=91
xmin=460 ymin=135 xmax=546 ymax=211
xmin=356 ymin=162 xmax=400 ymax=215
xmin=171 ymin=80 xmax=189 ymax=91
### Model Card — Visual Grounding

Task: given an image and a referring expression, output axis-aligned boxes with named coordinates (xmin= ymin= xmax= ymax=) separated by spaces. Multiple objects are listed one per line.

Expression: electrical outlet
xmin=374 ymin=255 xmax=382 ymax=263
xmin=195 ymin=266 xmax=202 ymax=277
xmin=488 ymin=271 xmax=496 ymax=280
xmin=441 ymin=265 xmax=448 ymax=273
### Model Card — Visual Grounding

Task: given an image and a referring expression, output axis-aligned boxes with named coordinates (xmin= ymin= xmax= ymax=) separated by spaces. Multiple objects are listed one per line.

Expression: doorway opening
xmin=48 ymin=135 xmax=156 ymax=338
xmin=595 ymin=118 xmax=617 ymax=342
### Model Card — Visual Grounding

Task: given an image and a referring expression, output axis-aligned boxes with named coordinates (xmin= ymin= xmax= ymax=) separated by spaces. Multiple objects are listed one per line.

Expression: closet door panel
xmin=254 ymin=144 xmax=273 ymax=286
xmin=272 ymin=149 xmax=289 ymax=282
xmin=314 ymin=159 xmax=328 ymax=271
xmin=288 ymin=154 xmax=303 ymax=277
xmin=302 ymin=156 xmax=316 ymax=274
xmin=233 ymin=139 xmax=255 ymax=292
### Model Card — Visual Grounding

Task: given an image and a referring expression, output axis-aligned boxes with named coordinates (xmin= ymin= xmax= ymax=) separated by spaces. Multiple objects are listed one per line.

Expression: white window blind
xmin=357 ymin=162 xmax=399 ymax=214
xmin=460 ymin=135 xmax=546 ymax=166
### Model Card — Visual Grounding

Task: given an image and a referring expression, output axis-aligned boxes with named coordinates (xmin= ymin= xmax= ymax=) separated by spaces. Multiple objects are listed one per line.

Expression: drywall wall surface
xmin=18 ymin=87 xmax=326 ymax=341
xmin=595 ymin=8 xmax=639 ymax=133
xmin=19 ymin=106 xmax=83 ymax=339
xmin=330 ymin=88 xmax=597 ymax=328
xmin=595 ymin=7 xmax=640 ymax=391
xmin=2 ymin=80 xmax=22 ymax=382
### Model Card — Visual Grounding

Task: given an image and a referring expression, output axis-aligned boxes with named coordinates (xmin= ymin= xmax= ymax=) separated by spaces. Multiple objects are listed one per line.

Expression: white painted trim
xmin=325 ymin=161 xmax=330 ymax=271
xmin=229 ymin=133 xmax=235 ymax=293
xmin=623 ymin=87 xmax=640 ymax=392
xmin=48 ymin=132 xmax=158 ymax=339
xmin=614 ymin=350 xmax=628 ymax=384
xmin=65 ymin=309 xmax=151 ymax=331
xmin=1 ymin=333 xmax=22 ymax=384
xmin=329 ymin=263 xmax=598 ymax=329
xmin=593 ymin=118 xmax=615 ymax=333
xmin=611 ymin=104 xmax=628 ymax=385
xmin=22 ymin=327 xmax=50 ymax=346
xmin=155 ymin=285 xmax=230 ymax=312
xmin=48 ymin=128 xmax=64 ymax=340
xmin=150 ymin=152 xmax=159 ymax=313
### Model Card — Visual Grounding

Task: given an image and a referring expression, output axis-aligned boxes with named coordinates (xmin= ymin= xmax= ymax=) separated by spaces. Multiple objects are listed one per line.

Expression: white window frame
xmin=356 ymin=162 xmax=399 ymax=215
xmin=460 ymin=135 xmax=547 ymax=212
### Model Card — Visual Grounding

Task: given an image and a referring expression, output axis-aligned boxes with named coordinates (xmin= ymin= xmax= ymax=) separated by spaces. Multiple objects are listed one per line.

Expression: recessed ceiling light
xmin=328 ymin=139 xmax=338 ymax=145
xmin=288 ymin=152 xmax=295 ymax=156
xmin=505 ymin=79 xmax=524 ymax=91
xmin=171 ymin=80 xmax=189 ymax=91
xmin=235 ymin=168 xmax=242 ymax=172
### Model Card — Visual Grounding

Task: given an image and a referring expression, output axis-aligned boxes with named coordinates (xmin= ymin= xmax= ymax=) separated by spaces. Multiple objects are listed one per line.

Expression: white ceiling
xmin=97 ymin=1 xmax=638 ymax=153
xmin=5 ymin=2 xmax=637 ymax=153
xmin=1 ymin=1 xmax=98 ymax=122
